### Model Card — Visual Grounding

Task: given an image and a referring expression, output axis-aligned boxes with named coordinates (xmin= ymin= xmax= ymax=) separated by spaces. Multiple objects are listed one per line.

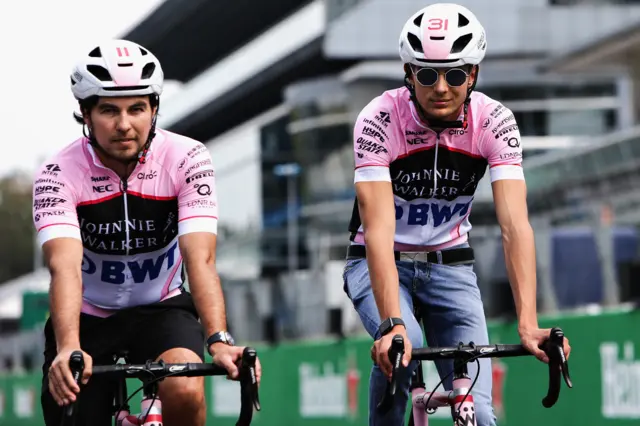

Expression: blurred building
xmin=116 ymin=0 xmax=640 ymax=342
xmin=4 ymin=1 xmax=640 ymax=371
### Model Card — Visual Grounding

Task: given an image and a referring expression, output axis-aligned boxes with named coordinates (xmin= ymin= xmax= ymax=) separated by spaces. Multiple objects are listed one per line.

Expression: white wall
xmin=205 ymin=105 xmax=290 ymax=232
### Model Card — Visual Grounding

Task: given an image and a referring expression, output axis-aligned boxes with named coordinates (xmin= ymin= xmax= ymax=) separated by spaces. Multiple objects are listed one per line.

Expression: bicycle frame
xmin=112 ymin=361 xmax=163 ymax=426
xmin=409 ymin=361 xmax=478 ymax=426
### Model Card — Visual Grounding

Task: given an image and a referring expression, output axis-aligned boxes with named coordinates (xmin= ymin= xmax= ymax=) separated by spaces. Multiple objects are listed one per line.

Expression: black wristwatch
xmin=206 ymin=331 xmax=235 ymax=349
xmin=378 ymin=317 xmax=405 ymax=337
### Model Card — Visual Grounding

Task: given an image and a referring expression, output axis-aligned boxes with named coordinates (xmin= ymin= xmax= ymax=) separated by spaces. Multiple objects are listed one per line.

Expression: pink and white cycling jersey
xmin=32 ymin=129 xmax=218 ymax=314
xmin=349 ymin=87 xmax=524 ymax=250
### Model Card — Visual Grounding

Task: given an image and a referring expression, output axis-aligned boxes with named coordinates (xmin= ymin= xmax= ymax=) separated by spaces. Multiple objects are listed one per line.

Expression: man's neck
xmin=94 ymin=150 xmax=137 ymax=180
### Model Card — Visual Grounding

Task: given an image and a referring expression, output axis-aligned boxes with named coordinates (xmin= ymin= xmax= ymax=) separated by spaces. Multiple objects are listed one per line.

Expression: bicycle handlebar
xmin=377 ymin=327 xmax=573 ymax=413
xmin=62 ymin=347 xmax=261 ymax=426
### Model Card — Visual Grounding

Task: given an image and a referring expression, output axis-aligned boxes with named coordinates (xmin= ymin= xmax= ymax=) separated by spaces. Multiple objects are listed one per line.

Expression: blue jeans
xmin=343 ymin=245 xmax=496 ymax=426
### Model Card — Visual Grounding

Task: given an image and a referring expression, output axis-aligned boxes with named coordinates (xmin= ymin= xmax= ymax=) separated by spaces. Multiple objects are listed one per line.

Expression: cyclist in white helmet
xmin=343 ymin=4 xmax=570 ymax=425
xmin=35 ymin=39 xmax=261 ymax=426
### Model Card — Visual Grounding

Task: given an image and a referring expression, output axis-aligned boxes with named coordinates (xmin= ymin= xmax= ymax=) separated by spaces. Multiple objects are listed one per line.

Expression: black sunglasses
xmin=412 ymin=66 xmax=469 ymax=87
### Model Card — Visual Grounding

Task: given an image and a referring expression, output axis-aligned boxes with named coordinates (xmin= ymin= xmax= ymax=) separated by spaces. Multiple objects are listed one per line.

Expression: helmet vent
xmin=139 ymin=47 xmax=149 ymax=56
xmin=408 ymin=32 xmax=423 ymax=53
xmin=87 ymin=65 xmax=112 ymax=82
xmin=458 ymin=13 xmax=469 ymax=28
xmin=430 ymin=36 xmax=445 ymax=41
xmin=451 ymin=33 xmax=472 ymax=54
xmin=141 ymin=63 xmax=156 ymax=79
xmin=413 ymin=13 xmax=423 ymax=27
xmin=88 ymin=47 xmax=102 ymax=58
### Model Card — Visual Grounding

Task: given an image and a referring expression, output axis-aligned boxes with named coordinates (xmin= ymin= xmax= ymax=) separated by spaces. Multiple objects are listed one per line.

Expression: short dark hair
xmin=73 ymin=95 xmax=160 ymax=125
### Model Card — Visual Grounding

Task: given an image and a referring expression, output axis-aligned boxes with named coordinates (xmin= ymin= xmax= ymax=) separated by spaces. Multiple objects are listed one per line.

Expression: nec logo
xmin=93 ymin=184 xmax=114 ymax=193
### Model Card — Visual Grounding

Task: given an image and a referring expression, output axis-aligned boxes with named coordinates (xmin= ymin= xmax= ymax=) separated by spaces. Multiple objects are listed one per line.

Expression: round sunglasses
xmin=412 ymin=66 xmax=470 ymax=87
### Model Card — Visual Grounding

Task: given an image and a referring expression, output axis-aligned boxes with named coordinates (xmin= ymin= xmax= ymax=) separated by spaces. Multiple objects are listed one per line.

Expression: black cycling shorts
xmin=41 ymin=291 xmax=205 ymax=426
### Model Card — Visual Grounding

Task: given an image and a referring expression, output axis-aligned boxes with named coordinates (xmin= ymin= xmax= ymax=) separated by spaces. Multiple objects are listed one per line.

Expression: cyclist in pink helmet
xmin=342 ymin=4 xmax=571 ymax=425
xmin=35 ymin=39 xmax=261 ymax=426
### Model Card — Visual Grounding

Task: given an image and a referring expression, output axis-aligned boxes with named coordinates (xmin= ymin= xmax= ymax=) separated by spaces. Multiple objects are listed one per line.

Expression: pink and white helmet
xmin=70 ymin=39 xmax=164 ymax=100
xmin=399 ymin=3 xmax=486 ymax=68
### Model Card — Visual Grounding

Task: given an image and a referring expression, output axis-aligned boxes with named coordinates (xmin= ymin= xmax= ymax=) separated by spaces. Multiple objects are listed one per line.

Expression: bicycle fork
xmin=410 ymin=361 xmax=478 ymax=426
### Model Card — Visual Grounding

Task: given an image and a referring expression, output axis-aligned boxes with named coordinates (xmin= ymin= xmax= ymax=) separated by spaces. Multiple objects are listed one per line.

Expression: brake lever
xmin=541 ymin=327 xmax=573 ymax=408
xmin=376 ymin=334 xmax=405 ymax=413
xmin=63 ymin=351 xmax=84 ymax=424
xmin=242 ymin=347 xmax=261 ymax=411
xmin=236 ymin=347 xmax=261 ymax=426
xmin=548 ymin=328 xmax=572 ymax=388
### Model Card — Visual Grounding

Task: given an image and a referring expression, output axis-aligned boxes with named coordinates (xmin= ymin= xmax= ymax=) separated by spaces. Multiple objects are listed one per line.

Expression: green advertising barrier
xmin=1 ymin=308 xmax=638 ymax=426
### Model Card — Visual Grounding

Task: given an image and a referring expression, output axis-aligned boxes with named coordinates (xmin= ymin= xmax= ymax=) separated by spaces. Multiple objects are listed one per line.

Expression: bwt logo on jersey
xmin=91 ymin=176 xmax=110 ymax=182
xmin=35 ymin=185 xmax=61 ymax=195
xmin=395 ymin=201 xmax=471 ymax=227
xmin=362 ymin=126 xmax=385 ymax=143
xmin=82 ymin=242 xmax=179 ymax=285
xmin=357 ymin=137 xmax=388 ymax=155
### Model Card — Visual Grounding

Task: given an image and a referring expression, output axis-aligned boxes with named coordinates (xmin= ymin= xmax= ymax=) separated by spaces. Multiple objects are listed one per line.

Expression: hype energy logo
xmin=298 ymin=350 xmax=360 ymax=419
xmin=600 ymin=341 xmax=640 ymax=418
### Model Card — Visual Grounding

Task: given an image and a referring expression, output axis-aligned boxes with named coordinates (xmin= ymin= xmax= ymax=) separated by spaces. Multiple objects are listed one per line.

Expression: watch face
xmin=224 ymin=332 xmax=235 ymax=346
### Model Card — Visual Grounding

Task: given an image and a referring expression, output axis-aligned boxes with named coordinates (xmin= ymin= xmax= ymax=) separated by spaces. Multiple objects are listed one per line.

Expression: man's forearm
xmin=50 ymin=271 xmax=82 ymax=351
xmin=365 ymin=231 xmax=401 ymax=321
xmin=187 ymin=262 xmax=227 ymax=337
xmin=502 ymin=222 xmax=538 ymax=329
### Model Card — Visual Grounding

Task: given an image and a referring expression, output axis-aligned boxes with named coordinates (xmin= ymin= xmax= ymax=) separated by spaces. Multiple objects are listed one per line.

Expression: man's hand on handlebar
xmin=371 ymin=325 xmax=412 ymax=379
xmin=519 ymin=326 xmax=572 ymax=364
xmin=48 ymin=348 xmax=92 ymax=406
xmin=210 ymin=344 xmax=262 ymax=385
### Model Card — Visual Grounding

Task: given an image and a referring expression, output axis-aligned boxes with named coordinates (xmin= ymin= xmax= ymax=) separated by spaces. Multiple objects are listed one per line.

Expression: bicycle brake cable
xmin=124 ymin=369 xmax=188 ymax=425
xmin=114 ymin=369 xmax=156 ymax=426
xmin=422 ymin=356 xmax=481 ymax=416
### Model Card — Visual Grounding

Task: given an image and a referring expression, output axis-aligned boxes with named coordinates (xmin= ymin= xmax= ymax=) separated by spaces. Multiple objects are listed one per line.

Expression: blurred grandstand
xmin=2 ymin=1 xmax=640 ymax=420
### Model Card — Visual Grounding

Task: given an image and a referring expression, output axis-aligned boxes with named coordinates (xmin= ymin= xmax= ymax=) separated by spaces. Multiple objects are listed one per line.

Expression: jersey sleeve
xmin=478 ymin=103 xmax=525 ymax=182
xmin=32 ymin=162 xmax=81 ymax=246
xmin=176 ymin=141 xmax=218 ymax=236
xmin=353 ymin=98 xmax=399 ymax=183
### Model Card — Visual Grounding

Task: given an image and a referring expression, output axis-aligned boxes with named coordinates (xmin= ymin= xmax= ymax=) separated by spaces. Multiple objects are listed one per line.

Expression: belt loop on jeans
xmin=436 ymin=250 xmax=443 ymax=264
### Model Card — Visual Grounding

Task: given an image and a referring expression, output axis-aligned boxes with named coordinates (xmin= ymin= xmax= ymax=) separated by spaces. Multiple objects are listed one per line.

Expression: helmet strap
xmin=138 ymin=102 xmax=159 ymax=165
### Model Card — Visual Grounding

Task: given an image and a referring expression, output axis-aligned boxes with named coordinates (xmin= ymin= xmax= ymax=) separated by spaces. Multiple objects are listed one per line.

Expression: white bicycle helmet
xmin=399 ymin=3 xmax=486 ymax=68
xmin=70 ymin=39 xmax=164 ymax=100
